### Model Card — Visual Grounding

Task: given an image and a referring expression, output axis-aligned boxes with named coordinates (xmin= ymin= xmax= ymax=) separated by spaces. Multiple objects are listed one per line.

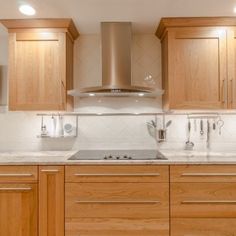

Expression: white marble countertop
xmin=0 ymin=150 xmax=236 ymax=165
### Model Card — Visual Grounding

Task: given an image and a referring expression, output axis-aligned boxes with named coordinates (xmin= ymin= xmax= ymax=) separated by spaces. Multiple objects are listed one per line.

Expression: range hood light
xmin=138 ymin=93 xmax=145 ymax=97
xmin=89 ymin=93 xmax=95 ymax=97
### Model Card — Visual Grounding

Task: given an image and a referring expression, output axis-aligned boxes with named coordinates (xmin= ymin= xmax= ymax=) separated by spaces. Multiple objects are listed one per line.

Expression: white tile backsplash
xmin=0 ymin=35 xmax=236 ymax=152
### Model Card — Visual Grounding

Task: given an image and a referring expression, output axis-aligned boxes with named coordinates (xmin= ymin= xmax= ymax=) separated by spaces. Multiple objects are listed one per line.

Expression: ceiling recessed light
xmin=19 ymin=5 xmax=36 ymax=16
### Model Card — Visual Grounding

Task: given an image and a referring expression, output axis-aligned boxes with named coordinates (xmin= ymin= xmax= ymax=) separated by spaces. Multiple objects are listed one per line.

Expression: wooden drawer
xmin=0 ymin=166 xmax=38 ymax=182
xmin=66 ymin=183 xmax=169 ymax=218
xmin=171 ymin=182 xmax=236 ymax=218
xmin=65 ymin=165 xmax=169 ymax=183
xmin=66 ymin=218 xmax=169 ymax=236
xmin=171 ymin=165 xmax=236 ymax=182
xmin=171 ymin=218 xmax=236 ymax=236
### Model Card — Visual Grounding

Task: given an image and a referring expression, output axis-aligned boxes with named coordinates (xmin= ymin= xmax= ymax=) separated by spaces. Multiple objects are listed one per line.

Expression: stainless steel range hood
xmin=68 ymin=22 xmax=164 ymax=97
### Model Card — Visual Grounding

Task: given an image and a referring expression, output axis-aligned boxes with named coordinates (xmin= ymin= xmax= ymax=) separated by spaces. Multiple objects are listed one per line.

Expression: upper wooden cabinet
xmin=1 ymin=19 xmax=79 ymax=111
xmin=156 ymin=17 xmax=236 ymax=110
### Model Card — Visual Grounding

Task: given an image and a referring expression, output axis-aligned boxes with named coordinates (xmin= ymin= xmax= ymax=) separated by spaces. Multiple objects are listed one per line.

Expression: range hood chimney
xmin=68 ymin=22 xmax=164 ymax=97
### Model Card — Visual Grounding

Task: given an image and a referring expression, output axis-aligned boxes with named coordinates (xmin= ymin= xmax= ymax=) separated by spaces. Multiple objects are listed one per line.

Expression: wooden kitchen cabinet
xmin=227 ymin=27 xmax=236 ymax=109
xmin=1 ymin=19 xmax=79 ymax=111
xmin=65 ymin=165 xmax=169 ymax=236
xmin=156 ymin=17 xmax=236 ymax=110
xmin=39 ymin=166 xmax=65 ymax=236
xmin=170 ymin=165 xmax=236 ymax=236
xmin=0 ymin=166 xmax=38 ymax=236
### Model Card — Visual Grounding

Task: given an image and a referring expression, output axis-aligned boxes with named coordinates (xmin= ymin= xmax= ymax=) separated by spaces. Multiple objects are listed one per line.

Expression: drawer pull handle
xmin=181 ymin=173 xmax=236 ymax=177
xmin=41 ymin=170 xmax=59 ymax=173
xmin=74 ymin=173 xmax=160 ymax=177
xmin=181 ymin=200 xmax=236 ymax=204
xmin=0 ymin=187 xmax=32 ymax=191
xmin=0 ymin=173 xmax=33 ymax=177
xmin=75 ymin=200 xmax=160 ymax=204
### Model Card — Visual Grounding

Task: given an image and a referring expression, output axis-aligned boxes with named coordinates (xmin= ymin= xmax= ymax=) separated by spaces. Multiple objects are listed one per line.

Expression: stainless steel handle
xmin=41 ymin=170 xmax=59 ymax=173
xmin=75 ymin=200 xmax=160 ymax=204
xmin=74 ymin=173 xmax=160 ymax=177
xmin=230 ymin=79 xmax=234 ymax=104
xmin=61 ymin=80 xmax=66 ymax=106
xmin=221 ymin=79 xmax=226 ymax=103
xmin=181 ymin=200 xmax=236 ymax=204
xmin=0 ymin=187 xmax=32 ymax=191
xmin=0 ymin=173 xmax=33 ymax=177
xmin=181 ymin=173 xmax=236 ymax=177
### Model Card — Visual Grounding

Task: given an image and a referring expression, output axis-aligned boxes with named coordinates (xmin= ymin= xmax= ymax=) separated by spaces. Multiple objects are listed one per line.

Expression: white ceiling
xmin=0 ymin=0 xmax=236 ymax=35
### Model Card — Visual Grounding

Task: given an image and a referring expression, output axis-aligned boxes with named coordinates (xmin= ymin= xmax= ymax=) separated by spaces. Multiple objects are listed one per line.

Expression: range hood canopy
xmin=69 ymin=22 xmax=164 ymax=97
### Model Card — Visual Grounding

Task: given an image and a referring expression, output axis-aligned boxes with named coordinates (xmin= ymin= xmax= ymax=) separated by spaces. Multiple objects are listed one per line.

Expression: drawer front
xmin=66 ymin=183 xmax=169 ymax=218
xmin=66 ymin=218 xmax=169 ymax=236
xmin=171 ymin=165 xmax=236 ymax=182
xmin=65 ymin=165 xmax=169 ymax=183
xmin=0 ymin=166 xmax=38 ymax=182
xmin=172 ymin=218 xmax=236 ymax=236
xmin=171 ymin=182 xmax=236 ymax=218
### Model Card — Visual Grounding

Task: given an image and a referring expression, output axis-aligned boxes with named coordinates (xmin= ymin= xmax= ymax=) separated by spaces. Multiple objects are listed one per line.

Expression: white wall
xmin=0 ymin=34 xmax=236 ymax=152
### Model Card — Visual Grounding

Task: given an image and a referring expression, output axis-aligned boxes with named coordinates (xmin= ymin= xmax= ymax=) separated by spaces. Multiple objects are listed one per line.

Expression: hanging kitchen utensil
xmin=200 ymin=119 xmax=204 ymax=136
xmin=185 ymin=119 xmax=194 ymax=150
xmin=207 ymin=120 xmax=210 ymax=149
xmin=213 ymin=120 xmax=216 ymax=130
xmin=194 ymin=119 xmax=197 ymax=132
xmin=217 ymin=118 xmax=224 ymax=135
xmin=166 ymin=120 xmax=172 ymax=128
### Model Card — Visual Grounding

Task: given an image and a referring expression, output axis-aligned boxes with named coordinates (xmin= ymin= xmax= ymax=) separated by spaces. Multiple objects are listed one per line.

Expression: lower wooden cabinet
xmin=39 ymin=166 xmax=65 ymax=236
xmin=65 ymin=165 xmax=169 ymax=236
xmin=0 ymin=183 xmax=38 ymax=236
xmin=170 ymin=165 xmax=236 ymax=236
xmin=1 ymin=164 xmax=236 ymax=236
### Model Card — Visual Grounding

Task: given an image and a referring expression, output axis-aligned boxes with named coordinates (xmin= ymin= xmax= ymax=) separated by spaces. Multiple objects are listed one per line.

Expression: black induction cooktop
xmin=68 ymin=149 xmax=168 ymax=160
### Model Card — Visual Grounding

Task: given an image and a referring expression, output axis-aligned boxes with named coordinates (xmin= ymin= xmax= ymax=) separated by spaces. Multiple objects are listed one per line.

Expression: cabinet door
xmin=168 ymin=27 xmax=227 ymax=109
xmin=227 ymin=28 xmax=236 ymax=108
xmin=0 ymin=183 xmax=37 ymax=236
xmin=39 ymin=166 xmax=65 ymax=236
xmin=9 ymin=32 xmax=66 ymax=110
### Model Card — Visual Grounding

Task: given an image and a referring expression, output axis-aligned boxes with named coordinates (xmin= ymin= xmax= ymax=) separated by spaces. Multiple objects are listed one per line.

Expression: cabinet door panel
xmin=66 ymin=218 xmax=169 ymax=236
xmin=227 ymin=28 xmax=236 ymax=108
xmin=172 ymin=218 xmax=236 ymax=236
xmin=39 ymin=166 xmax=65 ymax=236
xmin=0 ymin=166 xmax=38 ymax=183
xmin=66 ymin=183 xmax=169 ymax=218
xmin=168 ymin=27 xmax=227 ymax=109
xmin=9 ymin=32 xmax=66 ymax=110
xmin=171 ymin=182 xmax=236 ymax=218
xmin=0 ymin=183 xmax=37 ymax=236
xmin=65 ymin=165 xmax=169 ymax=183
xmin=170 ymin=165 xmax=236 ymax=183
